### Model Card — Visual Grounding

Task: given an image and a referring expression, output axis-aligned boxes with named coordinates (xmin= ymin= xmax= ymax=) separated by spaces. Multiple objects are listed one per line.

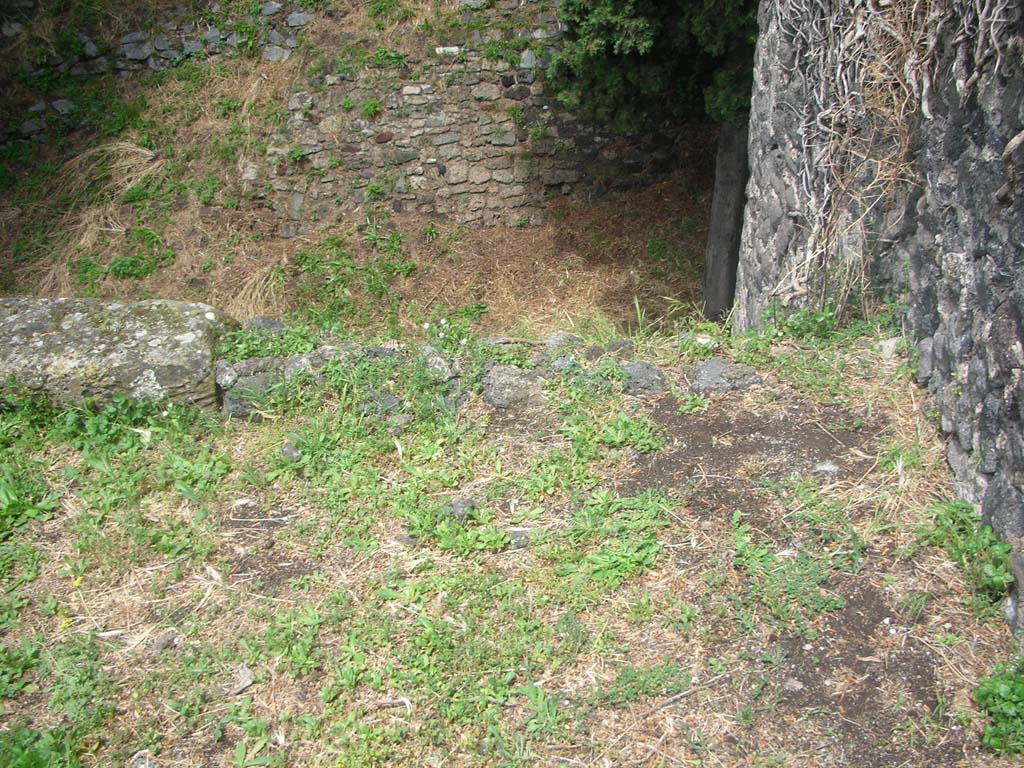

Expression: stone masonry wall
xmin=737 ymin=0 xmax=1024 ymax=626
xmin=4 ymin=1 xmax=313 ymax=142
xmin=907 ymin=19 xmax=1024 ymax=612
xmin=251 ymin=4 xmax=685 ymax=233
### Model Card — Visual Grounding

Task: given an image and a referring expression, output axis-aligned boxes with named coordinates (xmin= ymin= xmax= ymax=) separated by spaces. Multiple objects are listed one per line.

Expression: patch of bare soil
xmin=623 ymin=391 xmax=880 ymax=519
xmin=220 ymin=498 xmax=312 ymax=596
xmin=774 ymin=580 xmax=965 ymax=767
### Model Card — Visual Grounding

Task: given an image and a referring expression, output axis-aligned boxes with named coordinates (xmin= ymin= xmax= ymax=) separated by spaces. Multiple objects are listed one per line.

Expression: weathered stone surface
xmin=623 ymin=362 xmax=666 ymax=396
xmin=126 ymin=750 xmax=161 ymax=768
xmin=505 ymin=84 xmax=531 ymax=101
xmin=262 ymin=44 xmax=290 ymax=61
xmin=247 ymin=316 xmax=286 ymax=336
xmin=122 ymin=42 xmax=153 ymax=60
xmin=507 ymin=528 xmax=530 ymax=549
xmin=19 ymin=118 xmax=44 ymax=136
xmin=606 ymin=339 xmax=634 ymax=357
xmin=690 ymin=357 xmax=762 ymax=394
xmin=481 ymin=364 xmax=538 ymax=408
xmin=77 ymin=33 xmax=99 ymax=58
xmin=419 ymin=344 xmax=454 ymax=380
xmin=450 ymin=497 xmax=476 ymax=524
xmin=548 ymin=355 xmax=577 ymax=374
xmin=471 ymin=83 xmax=502 ymax=101
xmin=287 ymin=11 xmax=314 ymax=27
xmin=215 ymin=343 xmax=363 ymax=419
xmin=0 ymin=298 xmax=228 ymax=408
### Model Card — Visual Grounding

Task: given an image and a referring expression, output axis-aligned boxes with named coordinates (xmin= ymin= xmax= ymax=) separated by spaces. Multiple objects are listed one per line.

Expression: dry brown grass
xmin=13 ymin=139 xmax=161 ymax=295
xmin=391 ymin=170 xmax=710 ymax=336
xmin=66 ymin=140 xmax=165 ymax=198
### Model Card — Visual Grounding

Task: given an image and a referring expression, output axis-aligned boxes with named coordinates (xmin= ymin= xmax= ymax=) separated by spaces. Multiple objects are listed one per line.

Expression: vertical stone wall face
xmin=732 ymin=1 xmax=813 ymax=330
xmin=909 ymin=38 xmax=1024 ymax=577
xmin=254 ymin=29 xmax=685 ymax=234
xmin=738 ymin=0 xmax=1024 ymax=626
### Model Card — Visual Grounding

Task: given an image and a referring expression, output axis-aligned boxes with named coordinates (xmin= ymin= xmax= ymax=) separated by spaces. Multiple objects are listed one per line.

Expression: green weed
xmin=518 ymin=450 xmax=595 ymax=499
xmin=975 ymin=660 xmax=1024 ymax=753
xmin=731 ymin=509 xmax=844 ymax=635
xmin=483 ymin=38 xmax=529 ymax=65
xmin=0 ymin=457 xmax=57 ymax=541
xmin=917 ymin=500 xmax=1013 ymax=608
xmin=591 ymin=662 xmax=690 ymax=707
xmin=216 ymin=95 xmax=244 ymax=117
xmin=41 ymin=634 xmax=115 ymax=733
xmin=222 ymin=325 xmax=320 ymax=362
xmin=108 ymin=228 xmax=175 ymax=279
xmin=595 ymin=411 xmax=663 ymax=453
xmin=372 ymin=46 xmax=408 ymax=69
xmin=518 ymin=682 xmax=565 ymax=735
xmin=0 ymin=636 xmax=41 ymax=701
xmin=0 ymin=722 xmax=81 ymax=768
xmin=676 ymin=392 xmax=710 ymax=415
xmin=547 ymin=490 xmax=671 ymax=591
xmin=763 ymin=305 xmax=839 ymax=343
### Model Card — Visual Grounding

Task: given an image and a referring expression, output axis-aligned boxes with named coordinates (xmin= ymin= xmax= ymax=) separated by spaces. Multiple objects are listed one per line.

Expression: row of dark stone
xmin=216 ymin=321 xmax=763 ymax=422
xmin=9 ymin=1 xmax=314 ymax=140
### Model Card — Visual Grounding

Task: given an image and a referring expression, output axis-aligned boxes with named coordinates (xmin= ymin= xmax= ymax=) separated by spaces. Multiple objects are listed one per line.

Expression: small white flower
xmin=439 ymin=318 xmax=447 ymax=326
xmin=438 ymin=332 xmax=445 ymax=339
xmin=422 ymin=322 xmax=430 ymax=330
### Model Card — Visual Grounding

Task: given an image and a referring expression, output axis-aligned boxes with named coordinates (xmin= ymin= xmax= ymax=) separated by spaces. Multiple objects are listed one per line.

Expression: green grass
xmin=591 ymin=662 xmax=690 ymax=707
xmin=0 ymin=0 xmax=1013 ymax=762
xmin=288 ymin=227 xmax=415 ymax=334
xmin=917 ymin=499 xmax=1013 ymax=611
xmin=0 ymin=173 xmax=1013 ymax=766
xmin=976 ymin=660 xmax=1024 ymax=753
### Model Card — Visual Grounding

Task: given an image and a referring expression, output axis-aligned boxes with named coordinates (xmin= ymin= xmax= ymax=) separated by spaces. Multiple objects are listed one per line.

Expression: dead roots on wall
xmin=767 ymin=0 xmax=1023 ymax=317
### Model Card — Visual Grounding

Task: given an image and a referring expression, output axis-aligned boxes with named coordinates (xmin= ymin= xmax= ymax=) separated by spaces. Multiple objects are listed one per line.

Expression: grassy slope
xmin=0 ymin=0 xmax=710 ymax=334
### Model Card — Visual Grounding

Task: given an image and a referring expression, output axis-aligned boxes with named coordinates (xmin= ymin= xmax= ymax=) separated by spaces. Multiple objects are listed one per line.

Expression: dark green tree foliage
xmin=550 ymin=0 xmax=758 ymax=131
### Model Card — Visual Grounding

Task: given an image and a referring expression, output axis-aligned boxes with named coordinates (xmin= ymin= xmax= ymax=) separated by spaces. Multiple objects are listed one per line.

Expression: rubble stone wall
xmin=737 ymin=0 xmax=1024 ymax=626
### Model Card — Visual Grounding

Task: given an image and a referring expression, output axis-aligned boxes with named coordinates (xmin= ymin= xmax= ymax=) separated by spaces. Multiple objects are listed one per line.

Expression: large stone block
xmin=0 ymin=298 xmax=230 ymax=408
